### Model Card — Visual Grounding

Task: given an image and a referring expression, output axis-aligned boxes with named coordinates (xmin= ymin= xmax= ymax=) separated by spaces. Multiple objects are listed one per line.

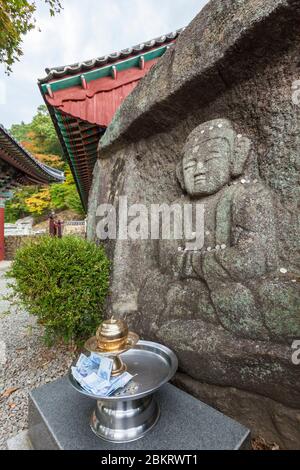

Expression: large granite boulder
xmin=88 ymin=0 xmax=300 ymax=449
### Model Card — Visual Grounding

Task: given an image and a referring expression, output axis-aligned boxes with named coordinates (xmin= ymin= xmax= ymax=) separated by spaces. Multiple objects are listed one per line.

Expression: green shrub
xmin=7 ymin=236 xmax=110 ymax=345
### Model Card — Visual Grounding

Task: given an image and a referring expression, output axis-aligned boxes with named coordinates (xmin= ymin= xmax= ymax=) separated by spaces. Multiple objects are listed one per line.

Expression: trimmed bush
xmin=7 ymin=236 xmax=110 ymax=345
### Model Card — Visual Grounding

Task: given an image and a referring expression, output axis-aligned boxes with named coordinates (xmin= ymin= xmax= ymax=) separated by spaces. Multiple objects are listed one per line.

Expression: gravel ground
xmin=0 ymin=261 xmax=75 ymax=450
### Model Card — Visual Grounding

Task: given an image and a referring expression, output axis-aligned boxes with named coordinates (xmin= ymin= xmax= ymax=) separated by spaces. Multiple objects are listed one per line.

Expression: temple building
xmin=0 ymin=124 xmax=64 ymax=260
xmin=38 ymin=29 xmax=183 ymax=211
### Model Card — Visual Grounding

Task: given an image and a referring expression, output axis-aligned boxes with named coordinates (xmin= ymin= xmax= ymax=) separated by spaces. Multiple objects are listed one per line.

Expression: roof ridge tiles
xmin=39 ymin=28 xmax=184 ymax=84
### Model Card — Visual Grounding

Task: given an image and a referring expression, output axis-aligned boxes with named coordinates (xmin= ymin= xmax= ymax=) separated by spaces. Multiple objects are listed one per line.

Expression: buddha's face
xmin=183 ymin=137 xmax=231 ymax=196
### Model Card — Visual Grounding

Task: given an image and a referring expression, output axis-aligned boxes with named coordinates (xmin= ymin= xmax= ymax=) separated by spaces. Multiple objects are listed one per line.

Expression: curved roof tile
xmin=39 ymin=29 xmax=184 ymax=84
xmin=0 ymin=124 xmax=64 ymax=185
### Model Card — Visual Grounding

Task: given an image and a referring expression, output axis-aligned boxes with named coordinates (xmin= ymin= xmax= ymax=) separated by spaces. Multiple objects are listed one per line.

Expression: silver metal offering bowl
xmin=68 ymin=340 xmax=178 ymax=443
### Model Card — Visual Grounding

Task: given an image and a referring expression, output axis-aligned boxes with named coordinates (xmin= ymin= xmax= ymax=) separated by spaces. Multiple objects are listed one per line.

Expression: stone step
xmin=28 ymin=376 xmax=250 ymax=450
xmin=7 ymin=430 xmax=33 ymax=450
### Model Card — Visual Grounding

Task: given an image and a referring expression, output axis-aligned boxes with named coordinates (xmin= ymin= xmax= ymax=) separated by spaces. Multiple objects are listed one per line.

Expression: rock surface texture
xmin=88 ymin=0 xmax=300 ymax=449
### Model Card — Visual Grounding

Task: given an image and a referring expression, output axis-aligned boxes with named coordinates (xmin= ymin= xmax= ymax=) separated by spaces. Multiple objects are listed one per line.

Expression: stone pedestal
xmin=28 ymin=377 xmax=250 ymax=450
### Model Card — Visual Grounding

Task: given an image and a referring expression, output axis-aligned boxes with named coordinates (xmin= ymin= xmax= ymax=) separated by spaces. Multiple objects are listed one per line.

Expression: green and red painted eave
xmin=39 ymin=30 xmax=183 ymax=211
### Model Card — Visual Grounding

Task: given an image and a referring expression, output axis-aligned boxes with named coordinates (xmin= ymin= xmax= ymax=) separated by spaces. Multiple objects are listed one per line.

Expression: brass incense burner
xmin=96 ymin=318 xmax=129 ymax=351
xmin=84 ymin=318 xmax=139 ymax=376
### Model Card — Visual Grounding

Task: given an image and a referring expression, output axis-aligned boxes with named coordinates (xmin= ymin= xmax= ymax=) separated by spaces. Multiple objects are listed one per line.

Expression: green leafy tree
xmin=9 ymin=120 xmax=31 ymax=142
xmin=11 ymin=105 xmax=63 ymax=158
xmin=65 ymin=186 xmax=85 ymax=215
xmin=50 ymin=169 xmax=85 ymax=215
xmin=0 ymin=0 xmax=62 ymax=73
xmin=30 ymin=105 xmax=64 ymax=157
xmin=4 ymin=186 xmax=37 ymax=222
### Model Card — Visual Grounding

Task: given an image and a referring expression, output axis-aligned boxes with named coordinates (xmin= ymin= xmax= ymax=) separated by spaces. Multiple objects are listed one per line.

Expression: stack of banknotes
xmin=71 ymin=353 xmax=134 ymax=396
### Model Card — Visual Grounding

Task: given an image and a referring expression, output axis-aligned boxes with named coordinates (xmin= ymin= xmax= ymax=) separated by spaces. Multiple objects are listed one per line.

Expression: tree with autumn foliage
xmin=25 ymin=187 xmax=51 ymax=215
xmin=23 ymin=168 xmax=84 ymax=216
xmin=0 ymin=0 xmax=62 ymax=73
xmin=11 ymin=104 xmax=63 ymax=164
xmin=6 ymin=105 xmax=84 ymax=221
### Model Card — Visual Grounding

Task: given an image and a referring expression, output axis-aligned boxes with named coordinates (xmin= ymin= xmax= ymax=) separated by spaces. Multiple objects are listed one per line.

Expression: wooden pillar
xmin=0 ymin=198 xmax=4 ymax=261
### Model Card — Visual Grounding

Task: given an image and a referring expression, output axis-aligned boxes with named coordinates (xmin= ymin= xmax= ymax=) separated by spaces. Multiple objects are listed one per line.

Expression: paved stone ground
xmin=0 ymin=261 xmax=75 ymax=450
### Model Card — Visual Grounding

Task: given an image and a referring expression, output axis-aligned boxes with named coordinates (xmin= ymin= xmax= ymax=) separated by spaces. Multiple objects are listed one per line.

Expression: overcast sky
xmin=0 ymin=0 xmax=208 ymax=129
